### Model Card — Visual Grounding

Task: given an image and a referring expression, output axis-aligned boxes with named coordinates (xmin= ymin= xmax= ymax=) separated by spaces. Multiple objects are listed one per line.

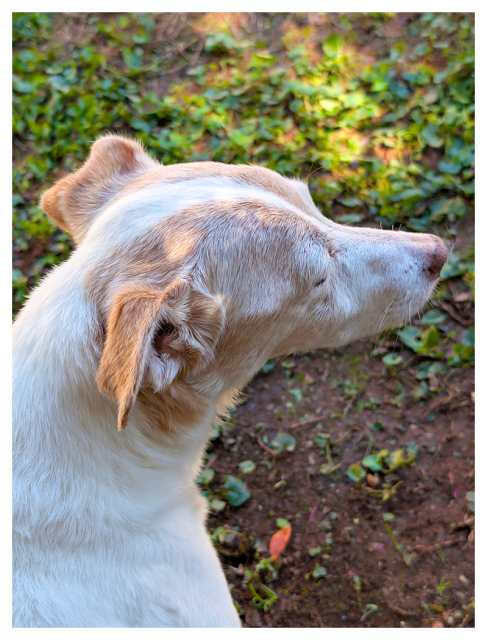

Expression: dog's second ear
xmin=40 ymin=135 xmax=156 ymax=244
xmin=96 ymin=279 xmax=225 ymax=431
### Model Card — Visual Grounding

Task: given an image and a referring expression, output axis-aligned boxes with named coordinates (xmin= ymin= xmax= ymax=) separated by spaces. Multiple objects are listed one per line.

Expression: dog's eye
xmin=314 ymin=278 xmax=326 ymax=287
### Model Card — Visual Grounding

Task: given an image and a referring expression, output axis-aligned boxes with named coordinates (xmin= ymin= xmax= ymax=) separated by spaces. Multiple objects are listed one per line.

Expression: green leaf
xmin=420 ymin=124 xmax=443 ymax=148
xmin=277 ymin=517 xmax=290 ymax=529
xmin=388 ymin=449 xmax=405 ymax=469
xmin=412 ymin=381 xmax=429 ymax=402
xmin=347 ymin=463 xmax=366 ymax=483
xmin=383 ymin=513 xmax=395 ymax=522
xmin=196 ymin=468 xmax=215 ymax=486
xmin=363 ymin=603 xmax=379 ymax=614
xmin=312 ymin=563 xmax=328 ymax=579
xmin=261 ymin=360 xmax=275 ymax=373
xmin=430 ymin=197 xmax=466 ymax=222
xmin=462 ymin=327 xmax=475 ymax=347
xmin=337 ymin=196 xmax=362 ymax=208
xmin=371 ymin=78 xmax=389 ymax=92
xmin=271 ymin=432 xmax=296 ymax=454
xmin=205 ymin=32 xmax=243 ymax=54
xmin=438 ymin=160 xmax=462 ymax=175
xmin=210 ymin=498 xmax=227 ymax=512
xmin=362 ymin=455 xmax=383 ymax=472
xmin=288 ymin=388 xmax=303 ymax=402
xmin=322 ymin=33 xmax=345 ymax=59
xmin=422 ymin=310 xmax=447 ymax=325
xmin=222 ymin=475 xmax=251 ymax=507
xmin=420 ymin=326 xmax=440 ymax=351
xmin=239 ymin=460 xmax=256 ymax=474
xmin=249 ymin=52 xmax=276 ymax=68
xmin=314 ymin=433 xmax=332 ymax=449
xmin=337 ymin=213 xmax=362 ymax=224
xmin=319 ymin=98 xmax=342 ymax=115
xmin=397 ymin=326 xmax=423 ymax=352
xmin=382 ymin=353 xmax=403 ymax=367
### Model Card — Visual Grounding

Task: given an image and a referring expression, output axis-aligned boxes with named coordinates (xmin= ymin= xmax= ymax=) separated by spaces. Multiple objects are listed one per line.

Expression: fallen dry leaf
xmin=269 ymin=524 xmax=292 ymax=560
xmin=367 ymin=473 xmax=380 ymax=488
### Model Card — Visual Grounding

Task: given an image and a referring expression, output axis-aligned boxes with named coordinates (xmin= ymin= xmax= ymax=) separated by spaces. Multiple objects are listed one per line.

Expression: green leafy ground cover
xmin=13 ymin=13 xmax=474 ymax=628
xmin=13 ymin=12 xmax=474 ymax=314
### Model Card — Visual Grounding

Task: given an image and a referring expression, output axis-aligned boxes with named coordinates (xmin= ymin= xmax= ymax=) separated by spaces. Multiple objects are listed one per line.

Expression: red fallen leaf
xmin=269 ymin=524 xmax=292 ymax=560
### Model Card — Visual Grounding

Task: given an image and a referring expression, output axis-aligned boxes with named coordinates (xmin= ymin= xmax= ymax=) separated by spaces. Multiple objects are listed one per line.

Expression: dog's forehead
xmin=89 ymin=164 xmax=329 ymax=252
xmin=83 ymin=166 xmax=330 ymax=311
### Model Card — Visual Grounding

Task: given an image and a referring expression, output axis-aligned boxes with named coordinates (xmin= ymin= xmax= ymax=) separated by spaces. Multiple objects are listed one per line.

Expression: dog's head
xmin=41 ymin=135 xmax=447 ymax=430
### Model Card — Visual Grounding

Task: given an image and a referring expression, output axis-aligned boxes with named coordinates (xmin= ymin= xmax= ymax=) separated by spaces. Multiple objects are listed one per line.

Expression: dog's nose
xmin=424 ymin=235 xmax=448 ymax=278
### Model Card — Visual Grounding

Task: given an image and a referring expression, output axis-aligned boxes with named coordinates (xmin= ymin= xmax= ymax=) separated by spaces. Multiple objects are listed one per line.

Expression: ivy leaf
xmin=210 ymin=498 xmax=226 ymax=512
xmin=196 ymin=468 xmax=215 ymax=485
xmin=420 ymin=125 xmax=443 ymax=148
xmin=347 ymin=463 xmax=366 ymax=483
xmin=271 ymin=433 xmax=296 ymax=454
xmin=312 ymin=564 xmax=328 ymax=579
xmin=382 ymin=353 xmax=403 ymax=367
xmin=239 ymin=460 xmax=256 ymax=474
xmin=362 ymin=455 xmax=383 ymax=472
xmin=371 ymin=78 xmax=389 ymax=92
xmin=438 ymin=160 xmax=462 ymax=174
xmin=422 ymin=310 xmax=447 ymax=325
xmin=222 ymin=475 xmax=251 ymax=507
xmin=322 ymin=33 xmax=345 ymax=59
xmin=397 ymin=326 xmax=423 ymax=352
xmin=276 ymin=517 xmax=290 ymax=529
xmin=462 ymin=326 xmax=474 ymax=347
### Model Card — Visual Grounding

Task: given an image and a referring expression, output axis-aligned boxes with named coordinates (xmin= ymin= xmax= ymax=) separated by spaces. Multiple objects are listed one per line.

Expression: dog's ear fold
xmin=96 ymin=279 xmax=225 ymax=431
xmin=40 ymin=135 xmax=156 ymax=244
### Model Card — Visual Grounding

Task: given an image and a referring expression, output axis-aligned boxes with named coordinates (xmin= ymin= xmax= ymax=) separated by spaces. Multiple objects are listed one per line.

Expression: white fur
xmin=13 ymin=155 xmax=446 ymax=627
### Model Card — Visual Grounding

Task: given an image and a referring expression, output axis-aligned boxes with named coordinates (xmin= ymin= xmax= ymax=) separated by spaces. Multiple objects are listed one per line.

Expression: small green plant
xmin=348 ymin=572 xmax=362 ymax=604
xmin=270 ymin=432 xmax=296 ymax=454
xmin=221 ymin=475 xmax=251 ymax=507
xmin=385 ymin=523 xmax=412 ymax=566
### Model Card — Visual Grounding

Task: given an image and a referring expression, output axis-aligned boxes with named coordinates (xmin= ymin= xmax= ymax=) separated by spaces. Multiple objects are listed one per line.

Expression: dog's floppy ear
xmin=96 ymin=279 xmax=225 ymax=431
xmin=40 ymin=135 xmax=156 ymax=244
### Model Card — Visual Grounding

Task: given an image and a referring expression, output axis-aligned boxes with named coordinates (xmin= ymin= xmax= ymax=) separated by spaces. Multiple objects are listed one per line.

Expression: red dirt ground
xmin=207 ymin=319 xmax=474 ymax=628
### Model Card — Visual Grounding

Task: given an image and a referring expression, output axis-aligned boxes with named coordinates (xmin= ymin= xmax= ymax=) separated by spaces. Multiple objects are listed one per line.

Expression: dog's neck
xmin=13 ymin=259 xmax=221 ymax=544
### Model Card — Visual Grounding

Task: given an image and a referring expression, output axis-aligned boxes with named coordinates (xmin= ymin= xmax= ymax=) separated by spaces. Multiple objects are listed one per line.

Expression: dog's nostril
xmin=425 ymin=235 xmax=448 ymax=278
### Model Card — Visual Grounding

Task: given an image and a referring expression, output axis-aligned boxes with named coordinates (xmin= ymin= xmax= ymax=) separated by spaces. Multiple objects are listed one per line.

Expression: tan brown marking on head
xmin=137 ymin=382 xmax=209 ymax=437
xmin=40 ymin=135 xmax=156 ymax=244
xmin=96 ymin=278 xmax=225 ymax=432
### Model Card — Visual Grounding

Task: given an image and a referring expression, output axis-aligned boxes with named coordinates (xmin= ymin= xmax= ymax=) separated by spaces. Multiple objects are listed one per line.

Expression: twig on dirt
xmin=385 ymin=523 xmax=412 ymax=567
xmin=399 ymin=354 xmax=418 ymax=369
xmin=344 ymin=389 xmax=363 ymax=416
xmin=422 ymin=392 xmax=456 ymax=417
xmin=256 ymin=435 xmax=276 ymax=456
xmin=359 ymin=608 xmax=377 ymax=623
xmin=437 ymin=300 xmax=470 ymax=327
xmin=310 ymin=608 xmax=325 ymax=627
xmin=413 ymin=537 xmax=464 ymax=555
xmin=386 ymin=602 xmax=418 ymax=618
xmin=459 ymin=602 xmax=475 ymax=627
xmin=290 ymin=415 xmax=325 ymax=429
xmin=204 ymin=453 xmax=219 ymax=469
xmin=191 ymin=37 xmax=205 ymax=65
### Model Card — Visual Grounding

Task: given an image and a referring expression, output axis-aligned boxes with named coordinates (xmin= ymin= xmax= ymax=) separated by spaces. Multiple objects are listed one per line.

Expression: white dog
xmin=12 ymin=135 xmax=447 ymax=627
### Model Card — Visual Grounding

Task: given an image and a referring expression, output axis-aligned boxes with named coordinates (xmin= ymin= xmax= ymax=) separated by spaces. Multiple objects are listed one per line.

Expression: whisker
xmin=375 ymin=300 xmax=395 ymax=345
